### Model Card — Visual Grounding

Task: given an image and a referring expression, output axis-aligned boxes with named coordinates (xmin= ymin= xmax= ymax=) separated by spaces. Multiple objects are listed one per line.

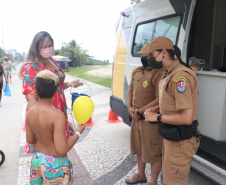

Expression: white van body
xmin=110 ymin=0 xmax=226 ymax=183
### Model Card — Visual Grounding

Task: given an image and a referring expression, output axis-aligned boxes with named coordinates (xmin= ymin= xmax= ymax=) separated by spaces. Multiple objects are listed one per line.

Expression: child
xmin=26 ymin=70 xmax=85 ymax=184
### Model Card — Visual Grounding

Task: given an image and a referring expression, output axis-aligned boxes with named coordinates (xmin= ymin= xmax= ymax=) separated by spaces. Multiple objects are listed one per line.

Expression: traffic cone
xmin=106 ymin=110 xmax=122 ymax=123
xmin=85 ymin=117 xmax=95 ymax=126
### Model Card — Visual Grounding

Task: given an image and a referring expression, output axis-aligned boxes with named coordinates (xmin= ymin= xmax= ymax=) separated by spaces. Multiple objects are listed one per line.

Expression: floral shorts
xmin=30 ymin=152 xmax=73 ymax=185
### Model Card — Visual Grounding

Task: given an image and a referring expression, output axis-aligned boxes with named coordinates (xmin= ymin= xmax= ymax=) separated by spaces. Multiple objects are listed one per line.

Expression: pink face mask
xmin=40 ymin=47 xmax=53 ymax=59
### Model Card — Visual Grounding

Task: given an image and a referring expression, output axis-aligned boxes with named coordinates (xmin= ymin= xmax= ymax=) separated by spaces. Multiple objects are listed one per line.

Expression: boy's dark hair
xmin=35 ymin=70 xmax=59 ymax=99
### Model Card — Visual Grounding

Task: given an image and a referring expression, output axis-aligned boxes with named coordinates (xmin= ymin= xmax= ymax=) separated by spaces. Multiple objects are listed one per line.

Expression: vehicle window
xmin=133 ymin=16 xmax=181 ymax=56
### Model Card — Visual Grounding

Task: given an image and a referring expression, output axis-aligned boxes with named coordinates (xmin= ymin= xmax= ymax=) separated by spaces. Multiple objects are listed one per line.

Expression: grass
xmin=65 ymin=65 xmax=112 ymax=88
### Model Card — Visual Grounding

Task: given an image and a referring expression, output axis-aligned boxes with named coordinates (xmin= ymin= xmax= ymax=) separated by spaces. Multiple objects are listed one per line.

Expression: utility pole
xmin=1 ymin=14 xmax=4 ymax=62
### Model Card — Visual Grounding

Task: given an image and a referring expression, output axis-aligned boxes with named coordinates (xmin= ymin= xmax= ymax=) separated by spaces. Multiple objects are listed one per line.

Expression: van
xmin=110 ymin=0 xmax=226 ymax=183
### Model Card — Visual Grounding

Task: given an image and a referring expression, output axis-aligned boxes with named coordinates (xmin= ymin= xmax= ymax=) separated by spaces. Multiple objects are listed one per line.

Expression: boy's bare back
xmin=26 ymin=70 xmax=86 ymax=158
xmin=26 ymin=98 xmax=85 ymax=158
xmin=26 ymin=101 xmax=68 ymax=157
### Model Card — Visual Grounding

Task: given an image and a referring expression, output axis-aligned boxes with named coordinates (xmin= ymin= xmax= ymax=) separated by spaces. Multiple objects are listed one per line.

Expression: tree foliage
xmin=88 ymin=58 xmax=109 ymax=65
xmin=63 ymin=40 xmax=87 ymax=67
xmin=54 ymin=40 xmax=108 ymax=68
xmin=53 ymin=49 xmax=61 ymax=55
xmin=0 ymin=47 xmax=5 ymax=61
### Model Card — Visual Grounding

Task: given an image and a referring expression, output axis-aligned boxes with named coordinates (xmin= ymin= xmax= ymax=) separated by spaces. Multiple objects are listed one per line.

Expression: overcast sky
xmin=0 ymin=0 xmax=131 ymax=61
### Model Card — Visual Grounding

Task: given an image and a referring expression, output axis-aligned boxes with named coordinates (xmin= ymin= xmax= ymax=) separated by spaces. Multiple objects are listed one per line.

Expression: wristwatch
xmin=136 ymin=109 xmax=141 ymax=116
xmin=157 ymin=114 xmax=162 ymax=122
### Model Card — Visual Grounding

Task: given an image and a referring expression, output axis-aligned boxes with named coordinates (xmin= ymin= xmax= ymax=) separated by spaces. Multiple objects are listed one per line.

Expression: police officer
xmin=125 ymin=43 xmax=163 ymax=185
xmin=144 ymin=36 xmax=200 ymax=185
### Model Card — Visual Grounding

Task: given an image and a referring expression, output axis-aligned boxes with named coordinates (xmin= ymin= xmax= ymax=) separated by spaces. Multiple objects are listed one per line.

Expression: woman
xmin=0 ymin=62 xmax=9 ymax=107
xmin=19 ymin=31 xmax=82 ymax=153
xmin=143 ymin=36 xmax=200 ymax=185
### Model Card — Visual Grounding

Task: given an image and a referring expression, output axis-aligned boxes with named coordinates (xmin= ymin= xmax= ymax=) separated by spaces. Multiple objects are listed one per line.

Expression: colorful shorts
xmin=30 ymin=152 xmax=73 ymax=185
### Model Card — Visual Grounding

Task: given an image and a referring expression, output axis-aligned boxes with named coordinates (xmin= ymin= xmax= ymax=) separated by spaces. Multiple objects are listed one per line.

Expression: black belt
xmin=159 ymin=120 xmax=201 ymax=141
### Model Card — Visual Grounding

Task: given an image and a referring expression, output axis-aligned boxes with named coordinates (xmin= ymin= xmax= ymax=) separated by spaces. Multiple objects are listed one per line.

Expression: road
xmin=0 ymin=63 xmax=214 ymax=185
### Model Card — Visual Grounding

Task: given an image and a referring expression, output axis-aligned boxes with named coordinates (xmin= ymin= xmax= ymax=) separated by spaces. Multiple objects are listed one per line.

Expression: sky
xmin=0 ymin=0 xmax=131 ymax=62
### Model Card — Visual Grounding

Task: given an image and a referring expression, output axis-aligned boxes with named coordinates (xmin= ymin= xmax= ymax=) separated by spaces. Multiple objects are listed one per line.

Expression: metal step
xmin=191 ymin=155 xmax=226 ymax=185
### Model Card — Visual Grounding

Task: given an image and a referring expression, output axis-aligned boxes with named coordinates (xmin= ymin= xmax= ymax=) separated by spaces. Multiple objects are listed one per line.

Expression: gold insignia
xmin=143 ymin=81 xmax=148 ymax=87
xmin=174 ymin=77 xmax=187 ymax=82
xmin=142 ymin=43 xmax=149 ymax=50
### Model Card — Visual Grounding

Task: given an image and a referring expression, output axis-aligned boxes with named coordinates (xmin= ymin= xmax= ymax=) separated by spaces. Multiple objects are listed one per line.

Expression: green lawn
xmin=65 ymin=65 xmax=112 ymax=88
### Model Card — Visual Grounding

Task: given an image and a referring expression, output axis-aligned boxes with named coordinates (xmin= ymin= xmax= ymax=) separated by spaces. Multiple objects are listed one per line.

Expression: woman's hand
xmin=145 ymin=105 xmax=159 ymax=113
xmin=144 ymin=110 xmax=158 ymax=122
xmin=70 ymin=80 xmax=83 ymax=88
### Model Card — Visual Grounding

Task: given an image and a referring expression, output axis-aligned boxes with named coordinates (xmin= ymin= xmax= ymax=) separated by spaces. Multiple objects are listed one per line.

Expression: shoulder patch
xmin=174 ymin=77 xmax=187 ymax=82
xmin=176 ymin=81 xmax=186 ymax=93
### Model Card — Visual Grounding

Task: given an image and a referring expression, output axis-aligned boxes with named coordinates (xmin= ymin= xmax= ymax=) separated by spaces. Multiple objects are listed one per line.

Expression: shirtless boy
xmin=26 ymin=70 xmax=86 ymax=184
xmin=3 ymin=56 xmax=12 ymax=83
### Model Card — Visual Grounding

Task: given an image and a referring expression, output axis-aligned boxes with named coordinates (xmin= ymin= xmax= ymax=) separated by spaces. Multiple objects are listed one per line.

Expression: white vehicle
xmin=110 ymin=0 xmax=226 ymax=183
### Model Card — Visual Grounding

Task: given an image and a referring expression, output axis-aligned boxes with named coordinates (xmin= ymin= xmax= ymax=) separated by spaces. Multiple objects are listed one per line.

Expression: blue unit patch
xmin=176 ymin=81 xmax=186 ymax=93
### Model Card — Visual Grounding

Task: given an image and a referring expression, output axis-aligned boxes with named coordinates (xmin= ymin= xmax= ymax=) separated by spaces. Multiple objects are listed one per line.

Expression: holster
xmin=159 ymin=120 xmax=200 ymax=141
xmin=159 ymin=123 xmax=180 ymax=141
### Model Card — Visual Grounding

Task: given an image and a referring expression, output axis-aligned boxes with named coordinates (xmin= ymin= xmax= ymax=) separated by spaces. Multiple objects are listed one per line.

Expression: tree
xmin=63 ymin=40 xmax=89 ymax=67
xmin=53 ymin=49 xmax=61 ymax=55
xmin=0 ymin=47 xmax=5 ymax=61
xmin=63 ymin=40 xmax=81 ymax=67
xmin=76 ymin=48 xmax=88 ymax=66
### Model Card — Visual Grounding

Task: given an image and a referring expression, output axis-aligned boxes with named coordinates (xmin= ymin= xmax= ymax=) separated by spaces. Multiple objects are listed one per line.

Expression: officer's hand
xmin=145 ymin=106 xmax=159 ymax=114
xmin=145 ymin=107 xmax=153 ymax=113
xmin=128 ymin=107 xmax=137 ymax=120
xmin=144 ymin=111 xmax=157 ymax=122
xmin=133 ymin=113 xmax=141 ymax=120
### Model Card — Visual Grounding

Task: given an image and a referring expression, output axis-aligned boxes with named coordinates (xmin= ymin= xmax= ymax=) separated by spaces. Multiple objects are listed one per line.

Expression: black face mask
xmin=141 ymin=58 xmax=148 ymax=67
xmin=147 ymin=52 xmax=163 ymax=69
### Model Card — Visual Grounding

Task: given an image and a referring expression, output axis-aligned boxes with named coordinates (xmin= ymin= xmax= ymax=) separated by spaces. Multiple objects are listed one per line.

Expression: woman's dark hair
xmin=19 ymin=31 xmax=54 ymax=79
xmin=167 ymin=45 xmax=190 ymax=68
xmin=157 ymin=45 xmax=190 ymax=68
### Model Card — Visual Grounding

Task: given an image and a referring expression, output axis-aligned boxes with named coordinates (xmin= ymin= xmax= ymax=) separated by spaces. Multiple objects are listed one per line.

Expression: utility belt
xmin=159 ymin=120 xmax=200 ymax=142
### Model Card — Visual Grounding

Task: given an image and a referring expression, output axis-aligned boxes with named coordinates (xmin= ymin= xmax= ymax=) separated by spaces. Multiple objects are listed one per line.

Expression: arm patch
xmin=174 ymin=77 xmax=187 ymax=82
xmin=174 ymin=77 xmax=187 ymax=93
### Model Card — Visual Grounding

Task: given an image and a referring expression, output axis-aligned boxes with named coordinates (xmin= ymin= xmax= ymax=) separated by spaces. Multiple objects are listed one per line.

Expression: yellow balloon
xmin=73 ymin=96 xmax=94 ymax=124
